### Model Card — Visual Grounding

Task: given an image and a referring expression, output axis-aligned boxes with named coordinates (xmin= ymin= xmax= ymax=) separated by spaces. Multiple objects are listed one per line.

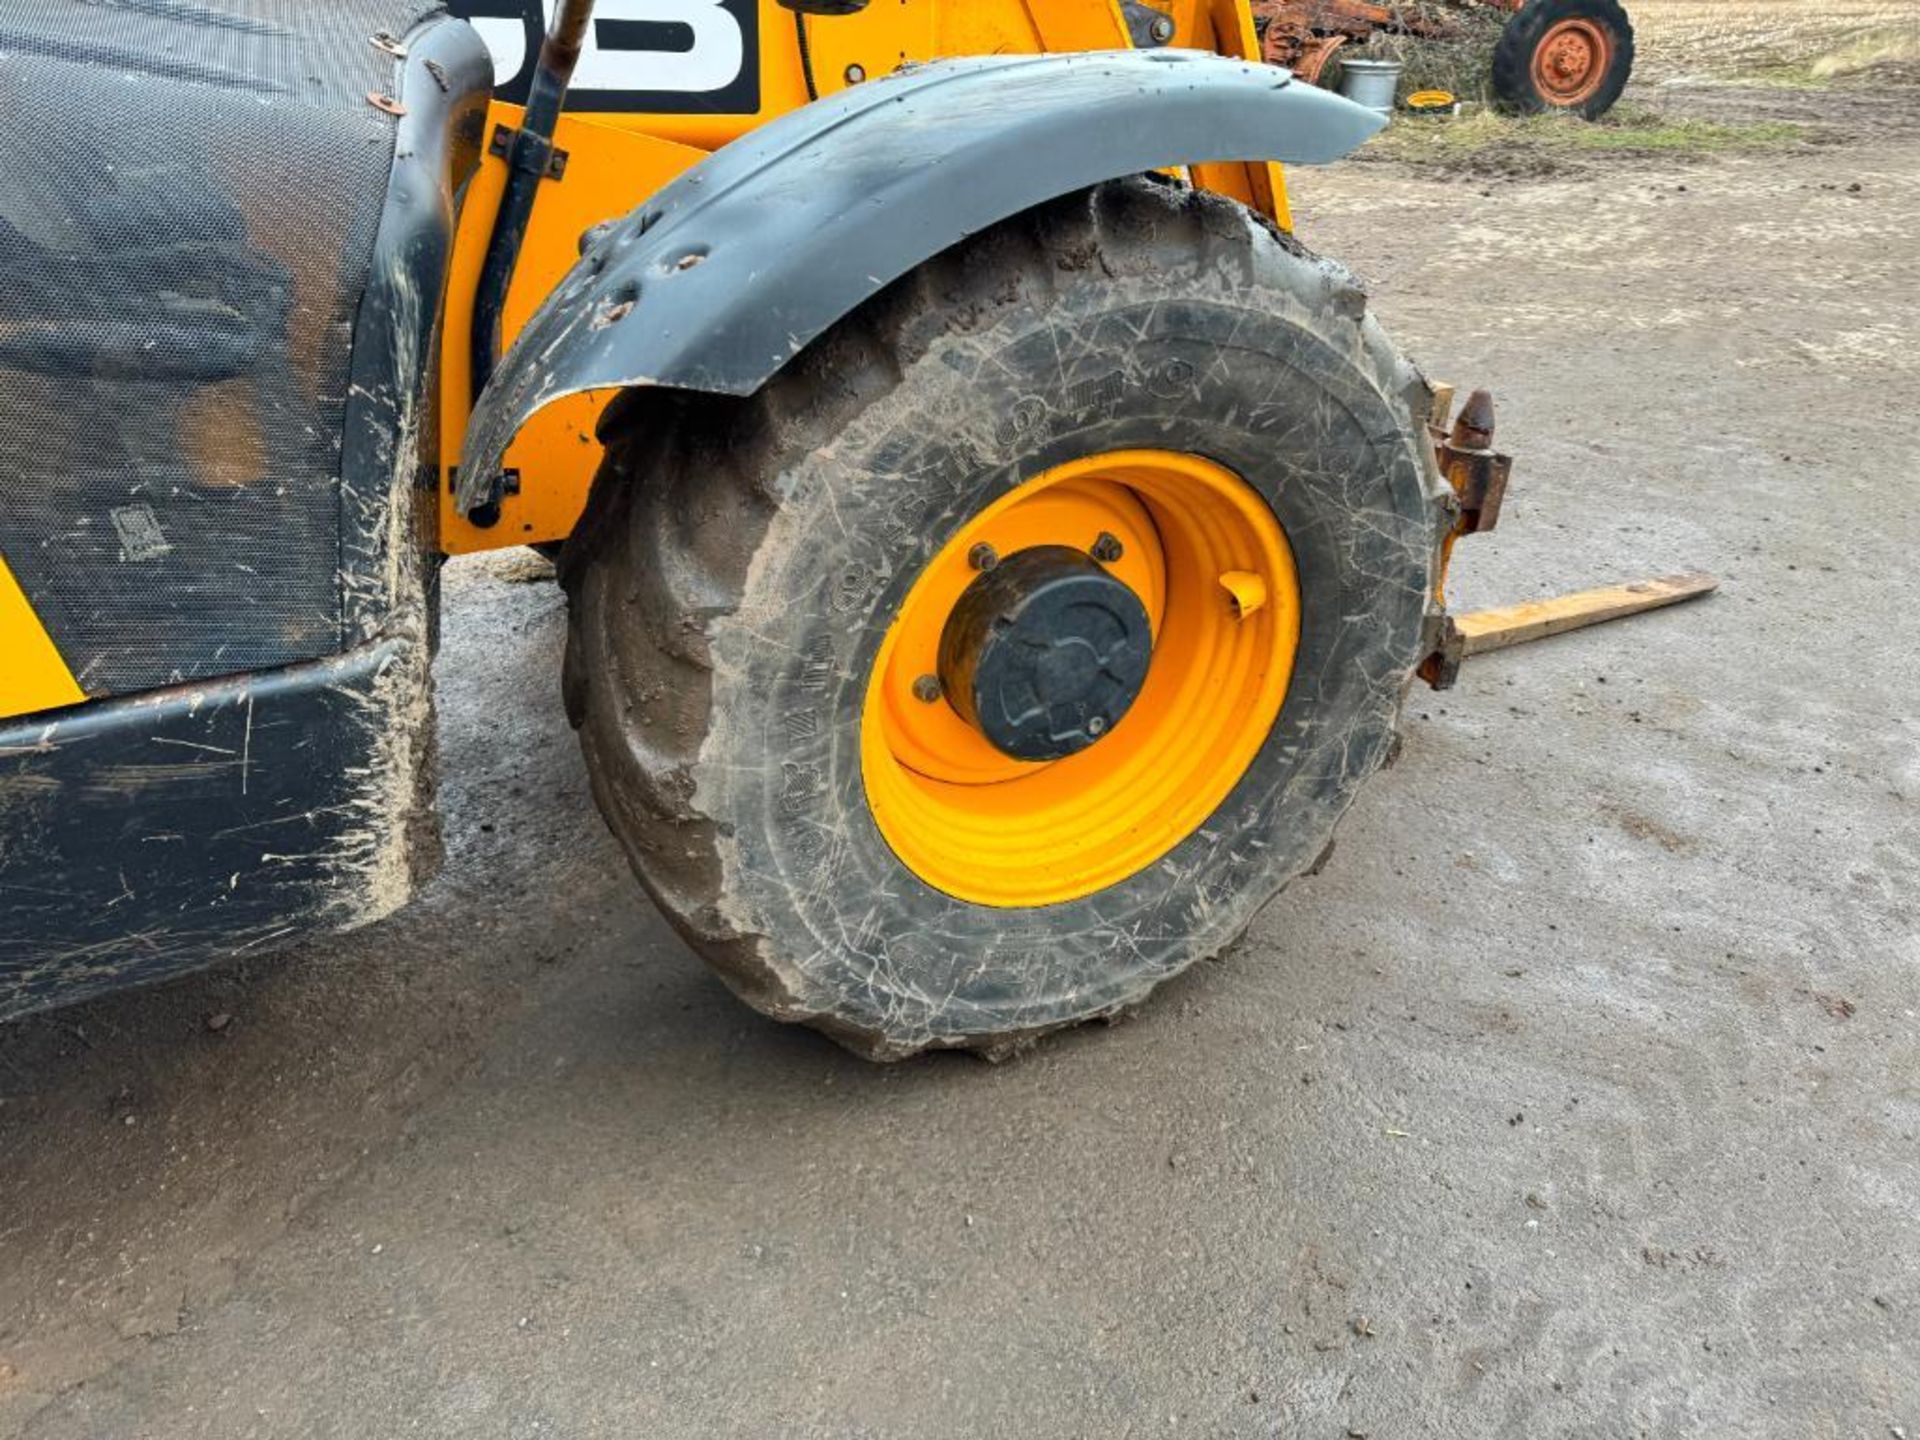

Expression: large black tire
xmin=1492 ymin=0 xmax=1636 ymax=119
xmin=561 ymin=178 xmax=1446 ymax=1060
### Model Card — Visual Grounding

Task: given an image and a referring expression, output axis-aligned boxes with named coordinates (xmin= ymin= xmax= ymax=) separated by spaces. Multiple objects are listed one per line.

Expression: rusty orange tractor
xmin=1254 ymin=0 xmax=1635 ymax=117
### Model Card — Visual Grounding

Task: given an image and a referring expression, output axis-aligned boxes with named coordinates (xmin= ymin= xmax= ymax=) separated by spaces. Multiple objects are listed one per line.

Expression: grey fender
xmin=456 ymin=49 xmax=1384 ymax=513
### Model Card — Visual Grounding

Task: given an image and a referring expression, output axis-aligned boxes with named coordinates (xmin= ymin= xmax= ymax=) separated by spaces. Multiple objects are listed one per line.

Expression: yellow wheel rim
xmin=860 ymin=449 xmax=1300 ymax=907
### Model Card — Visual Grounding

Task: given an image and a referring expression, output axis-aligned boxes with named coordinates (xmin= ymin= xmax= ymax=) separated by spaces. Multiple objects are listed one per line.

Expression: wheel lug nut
xmin=1090 ymin=532 xmax=1123 ymax=563
xmin=968 ymin=543 xmax=999 ymax=571
xmin=912 ymin=674 xmax=942 ymax=703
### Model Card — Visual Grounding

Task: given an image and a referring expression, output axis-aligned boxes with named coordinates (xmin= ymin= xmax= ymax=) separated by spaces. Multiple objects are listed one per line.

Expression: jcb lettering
xmin=450 ymin=0 xmax=759 ymax=112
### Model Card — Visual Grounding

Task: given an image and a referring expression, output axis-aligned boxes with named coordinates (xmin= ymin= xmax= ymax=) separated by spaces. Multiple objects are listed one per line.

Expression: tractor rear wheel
xmin=562 ymin=178 xmax=1445 ymax=1059
xmin=1492 ymin=0 xmax=1635 ymax=119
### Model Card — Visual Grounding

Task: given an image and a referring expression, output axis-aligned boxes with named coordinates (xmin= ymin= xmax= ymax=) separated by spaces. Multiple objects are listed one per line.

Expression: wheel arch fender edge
xmin=455 ymin=49 xmax=1384 ymax=513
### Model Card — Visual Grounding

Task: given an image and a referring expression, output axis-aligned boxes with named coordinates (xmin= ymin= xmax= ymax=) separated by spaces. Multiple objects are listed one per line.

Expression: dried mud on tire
xmin=562 ymin=178 xmax=1449 ymax=1059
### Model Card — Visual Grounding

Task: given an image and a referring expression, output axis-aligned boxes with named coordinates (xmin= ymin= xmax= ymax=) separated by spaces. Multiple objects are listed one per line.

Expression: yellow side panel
xmin=799 ymin=3 xmax=935 ymax=95
xmin=439 ymin=109 xmax=706 ymax=555
xmin=1025 ymin=0 xmax=1133 ymax=53
xmin=0 ymin=554 xmax=85 ymax=721
xmin=802 ymin=1 xmax=1126 ymax=101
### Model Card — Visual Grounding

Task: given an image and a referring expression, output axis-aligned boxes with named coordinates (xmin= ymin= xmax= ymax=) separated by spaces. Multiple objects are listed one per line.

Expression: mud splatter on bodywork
xmin=0 ymin=641 xmax=428 ymax=1018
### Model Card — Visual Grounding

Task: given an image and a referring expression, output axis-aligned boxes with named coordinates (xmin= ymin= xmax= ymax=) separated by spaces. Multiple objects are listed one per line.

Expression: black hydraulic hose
xmin=795 ymin=12 xmax=820 ymax=100
xmin=469 ymin=0 xmax=594 ymax=410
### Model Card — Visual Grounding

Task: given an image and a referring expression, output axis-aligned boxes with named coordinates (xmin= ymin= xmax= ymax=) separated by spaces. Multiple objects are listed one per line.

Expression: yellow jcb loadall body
xmin=0 ymin=0 xmax=1698 ymax=1056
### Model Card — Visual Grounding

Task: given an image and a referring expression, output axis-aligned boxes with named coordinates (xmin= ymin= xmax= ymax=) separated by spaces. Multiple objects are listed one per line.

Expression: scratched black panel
xmin=0 ymin=19 xmax=486 ymax=1017
xmin=0 ymin=639 xmax=437 ymax=1021
xmin=0 ymin=0 xmax=437 ymax=698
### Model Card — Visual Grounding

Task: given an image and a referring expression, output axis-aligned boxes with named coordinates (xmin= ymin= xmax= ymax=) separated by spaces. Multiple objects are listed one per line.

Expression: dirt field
xmin=1632 ymin=0 xmax=1920 ymax=80
xmin=3 ymin=36 xmax=1918 ymax=1440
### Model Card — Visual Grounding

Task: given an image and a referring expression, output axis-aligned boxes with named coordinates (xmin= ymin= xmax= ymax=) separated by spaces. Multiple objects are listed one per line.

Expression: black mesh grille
xmin=0 ymin=0 xmax=441 ymax=695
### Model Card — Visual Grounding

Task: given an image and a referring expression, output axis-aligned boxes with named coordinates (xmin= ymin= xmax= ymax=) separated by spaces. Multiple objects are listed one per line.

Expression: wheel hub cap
xmin=1531 ymin=18 xmax=1612 ymax=105
xmin=938 ymin=545 xmax=1153 ymax=761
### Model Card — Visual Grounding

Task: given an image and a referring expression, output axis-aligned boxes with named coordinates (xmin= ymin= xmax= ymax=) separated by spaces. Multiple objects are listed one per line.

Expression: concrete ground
xmin=3 ymin=80 xmax=1917 ymax=1439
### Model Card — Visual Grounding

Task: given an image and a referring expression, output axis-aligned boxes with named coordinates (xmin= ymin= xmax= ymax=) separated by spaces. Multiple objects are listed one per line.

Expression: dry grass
xmin=1337 ymin=8 xmax=1509 ymax=107
xmin=1628 ymin=0 xmax=1920 ymax=84
xmin=1807 ymin=22 xmax=1920 ymax=78
xmin=1363 ymin=100 xmax=1807 ymax=173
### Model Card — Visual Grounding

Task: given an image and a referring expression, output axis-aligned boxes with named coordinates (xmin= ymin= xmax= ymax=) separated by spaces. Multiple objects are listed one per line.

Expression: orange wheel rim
xmin=860 ymin=449 xmax=1300 ymax=908
xmin=1531 ymin=18 xmax=1613 ymax=106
